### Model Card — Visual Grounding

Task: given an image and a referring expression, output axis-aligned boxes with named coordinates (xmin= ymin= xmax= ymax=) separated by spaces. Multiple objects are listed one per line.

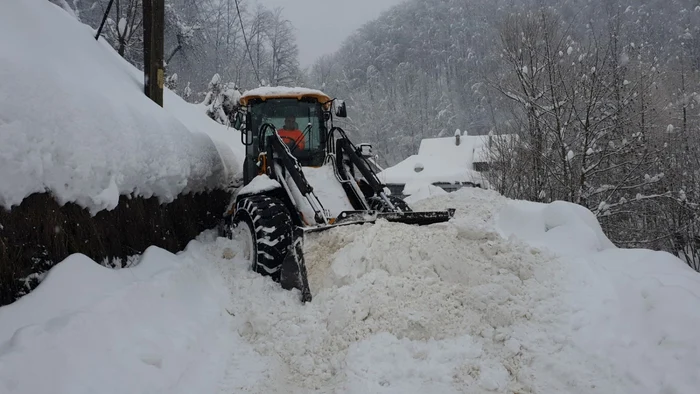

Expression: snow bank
xmin=567 ymin=248 xmax=700 ymax=394
xmin=496 ymin=199 xmax=616 ymax=257
xmin=0 ymin=235 xmax=237 ymax=394
xmin=162 ymin=89 xmax=245 ymax=180
xmin=495 ymin=197 xmax=700 ymax=394
xmin=0 ymin=0 xmax=241 ymax=214
xmin=402 ymin=180 xmax=448 ymax=204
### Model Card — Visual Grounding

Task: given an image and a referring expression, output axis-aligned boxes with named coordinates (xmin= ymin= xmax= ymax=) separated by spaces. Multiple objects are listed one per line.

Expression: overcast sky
xmin=253 ymin=0 xmax=405 ymax=68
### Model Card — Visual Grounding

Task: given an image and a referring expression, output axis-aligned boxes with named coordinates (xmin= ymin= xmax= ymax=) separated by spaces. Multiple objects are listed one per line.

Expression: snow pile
xmin=496 ymin=198 xmax=700 ymax=393
xmin=216 ymin=188 xmax=653 ymax=393
xmin=402 ymin=180 xmax=448 ymax=204
xmin=0 ymin=238 xmax=239 ymax=394
xmin=496 ymin=199 xmax=616 ymax=257
xmin=0 ymin=0 xmax=242 ymax=214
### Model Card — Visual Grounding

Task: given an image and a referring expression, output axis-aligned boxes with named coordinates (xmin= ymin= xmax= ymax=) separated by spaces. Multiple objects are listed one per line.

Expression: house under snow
xmin=377 ymin=130 xmax=514 ymax=197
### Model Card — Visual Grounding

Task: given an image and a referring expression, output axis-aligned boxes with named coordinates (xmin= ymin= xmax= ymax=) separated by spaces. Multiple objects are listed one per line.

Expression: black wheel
xmin=367 ymin=195 xmax=413 ymax=212
xmin=227 ymin=195 xmax=293 ymax=280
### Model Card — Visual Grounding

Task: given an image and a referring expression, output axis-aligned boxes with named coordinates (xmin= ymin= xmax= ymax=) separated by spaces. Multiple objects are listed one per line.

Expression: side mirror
xmin=356 ymin=143 xmax=372 ymax=158
xmin=236 ymin=111 xmax=253 ymax=146
xmin=335 ymin=100 xmax=347 ymax=118
xmin=232 ymin=111 xmax=244 ymax=130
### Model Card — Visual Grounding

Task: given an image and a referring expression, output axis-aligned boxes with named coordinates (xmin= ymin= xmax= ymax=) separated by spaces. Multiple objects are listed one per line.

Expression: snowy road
xmin=1 ymin=188 xmax=699 ymax=394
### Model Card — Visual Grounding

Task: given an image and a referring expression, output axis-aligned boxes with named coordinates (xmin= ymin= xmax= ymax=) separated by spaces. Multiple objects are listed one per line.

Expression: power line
xmin=95 ymin=0 xmax=116 ymax=40
xmin=234 ymin=0 xmax=262 ymax=86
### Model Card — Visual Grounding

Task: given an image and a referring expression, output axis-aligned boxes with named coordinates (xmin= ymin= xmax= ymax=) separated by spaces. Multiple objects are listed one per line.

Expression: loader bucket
xmin=377 ymin=209 xmax=456 ymax=225
xmin=334 ymin=208 xmax=456 ymax=226
xmin=281 ymin=209 xmax=455 ymax=303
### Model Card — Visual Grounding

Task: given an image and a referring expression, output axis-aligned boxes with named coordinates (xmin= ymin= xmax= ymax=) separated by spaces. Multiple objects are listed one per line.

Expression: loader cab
xmin=236 ymin=89 xmax=336 ymax=184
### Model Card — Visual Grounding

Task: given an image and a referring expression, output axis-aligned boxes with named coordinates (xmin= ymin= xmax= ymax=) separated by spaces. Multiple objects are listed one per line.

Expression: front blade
xmin=378 ymin=209 xmax=456 ymax=225
xmin=331 ymin=208 xmax=456 ymax=227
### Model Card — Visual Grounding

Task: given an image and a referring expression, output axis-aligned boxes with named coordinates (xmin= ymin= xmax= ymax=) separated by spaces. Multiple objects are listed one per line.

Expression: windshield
xmin=250 ymin=99 xmax=325 ymax=155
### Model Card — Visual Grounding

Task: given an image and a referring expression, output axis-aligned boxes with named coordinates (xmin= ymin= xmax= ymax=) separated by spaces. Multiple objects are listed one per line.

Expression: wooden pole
xmin=143 ymin=0 xmax=164 ymax=106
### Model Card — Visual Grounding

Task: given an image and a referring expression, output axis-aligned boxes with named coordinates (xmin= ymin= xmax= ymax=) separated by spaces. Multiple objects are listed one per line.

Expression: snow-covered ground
xmin=0 ymin=0 xmax=242 ymax=214
xmin=2 ymin=187 xmax=698 ymax=394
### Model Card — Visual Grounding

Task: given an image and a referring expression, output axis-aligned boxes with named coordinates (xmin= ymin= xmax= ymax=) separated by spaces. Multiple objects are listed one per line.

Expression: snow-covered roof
xmin=239 ymin=86 xmax=332 ymax=107
xmin=377 ymin=154 xmax=486 ymax=185
xmin=417 ymin=134 xmax=487 ymax=165
xmin=378 ymin=133 xmax=518 ymax=185
xmin=0 ymin=0 xmax=241 ymax=214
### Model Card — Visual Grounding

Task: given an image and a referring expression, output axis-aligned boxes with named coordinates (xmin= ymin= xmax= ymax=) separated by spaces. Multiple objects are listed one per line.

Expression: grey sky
xmin=253 ymin=0 xmax=405 ymax=68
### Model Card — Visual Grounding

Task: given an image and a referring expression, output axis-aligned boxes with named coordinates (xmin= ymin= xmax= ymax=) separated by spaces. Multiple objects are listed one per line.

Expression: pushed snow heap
xmin=0 ymin=0 xmax=242 ymax=214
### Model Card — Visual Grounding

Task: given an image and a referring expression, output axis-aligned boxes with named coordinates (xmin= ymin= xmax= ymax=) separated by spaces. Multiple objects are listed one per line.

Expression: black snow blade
xmin=300 ymin=209 xmax=457 ymax=235
xmin=378 ymin=209 xmax=456 ymax=225
xmin=331 ymin=209 xmax=457 ymax=226
xmin=279 ymin=226 xmax=312 ymax=303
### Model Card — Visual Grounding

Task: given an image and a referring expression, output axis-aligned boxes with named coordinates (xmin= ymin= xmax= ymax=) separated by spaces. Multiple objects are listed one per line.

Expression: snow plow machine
xmin=219 ymin=87 xmax=455 ymax=302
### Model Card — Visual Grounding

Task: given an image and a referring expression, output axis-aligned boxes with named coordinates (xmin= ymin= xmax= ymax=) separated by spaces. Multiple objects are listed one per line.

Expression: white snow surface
xmin=418 ymin=134 xmax=486 ymax=162
xmin=378 ymin=134 xmax=517 ymax=185
xmin=378 ymin=154 xmax=486 ymax=185
xmin=2 ymin=188 xmax=699 ymax=393
xmin=402 ymin=180 xmax=448 ymax=205
xmin=278 ymin=162 xmax=356 ymax=223
xmin=302 ymin=163 xmax=355 ymax=217
xmin=237 ymin=174 xmax=281 ymax=196
xmin=0 ymin=0 xmax=242 ymax=214
xmin=0 ymin=241 xmax=239 ymax=394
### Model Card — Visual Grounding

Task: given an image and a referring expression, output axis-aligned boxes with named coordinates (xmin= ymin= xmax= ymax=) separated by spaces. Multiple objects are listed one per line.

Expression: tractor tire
xmin=228 ymin=195 xmax=293 ymax=280
xmin=367 ymin=195 xmax=413 ymax=213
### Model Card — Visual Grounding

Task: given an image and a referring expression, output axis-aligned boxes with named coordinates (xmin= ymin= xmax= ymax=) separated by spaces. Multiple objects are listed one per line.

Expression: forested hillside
xmin=310 ymin=0 xmax=700 ymax=266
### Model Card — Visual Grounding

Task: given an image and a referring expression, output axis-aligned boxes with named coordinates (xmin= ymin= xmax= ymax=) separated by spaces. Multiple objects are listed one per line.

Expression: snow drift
xmin=0 ymin=237 xmax=238 ymax=394
xmin=0 ymin=0 xmax=242 ymax=214
xmin=495 ymin=197 xmax=700 ymax=393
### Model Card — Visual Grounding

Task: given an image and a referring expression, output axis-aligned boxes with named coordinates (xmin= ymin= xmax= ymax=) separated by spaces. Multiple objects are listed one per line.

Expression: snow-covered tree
xmin=201 ymin=74 xmax=241 ymax=126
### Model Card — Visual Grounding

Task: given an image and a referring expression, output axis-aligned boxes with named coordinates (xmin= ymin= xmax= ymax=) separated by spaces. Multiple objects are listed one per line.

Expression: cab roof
xmin=239 ymin=86 xmax=333 ymax=109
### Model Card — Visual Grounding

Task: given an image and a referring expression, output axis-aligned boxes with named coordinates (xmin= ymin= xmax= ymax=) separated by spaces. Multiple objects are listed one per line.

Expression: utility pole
xmin=143 ymin=0 xmax=164 ymax=106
